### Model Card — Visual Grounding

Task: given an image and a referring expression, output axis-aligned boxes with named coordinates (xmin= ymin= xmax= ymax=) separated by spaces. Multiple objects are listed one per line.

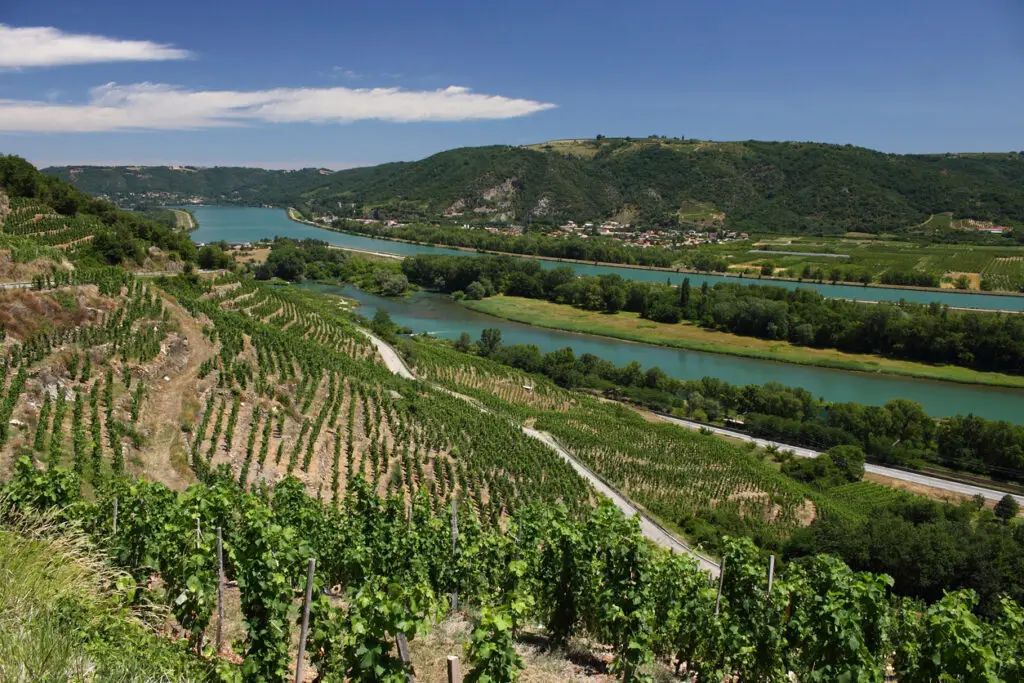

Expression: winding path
xmin=358 ymin=328 xmax=722 ymax=575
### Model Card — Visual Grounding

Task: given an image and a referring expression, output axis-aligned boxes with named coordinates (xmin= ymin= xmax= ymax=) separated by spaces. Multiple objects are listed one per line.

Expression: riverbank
xmin=167 ymin=208 xmax=196 ymax=231
xmin=286 ymin=209 xmax=1024 ymax=301
xmin=462 ymin=295 xmax=1024 ymax=390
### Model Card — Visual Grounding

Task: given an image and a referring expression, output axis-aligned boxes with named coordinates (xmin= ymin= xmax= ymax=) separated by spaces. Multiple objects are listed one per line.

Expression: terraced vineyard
xmin=0 ymin=271 xmax=592 ymax=533
xmin=405 ymin=336 xmax=863 ymax=552
xmin=1 ymin=196 xmax=103 ymax=247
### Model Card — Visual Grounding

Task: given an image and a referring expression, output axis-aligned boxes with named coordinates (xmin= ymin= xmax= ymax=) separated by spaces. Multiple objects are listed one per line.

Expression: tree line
xmin=443 ymin=326 xmax=1024 ymax=484
xmin=402 ymin=253 xmax=1024 ymax=375
xmin=250 ymin=237 xmax=412 ymax=295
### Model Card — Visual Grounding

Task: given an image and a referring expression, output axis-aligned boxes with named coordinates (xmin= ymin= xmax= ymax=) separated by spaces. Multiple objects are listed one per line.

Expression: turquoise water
xmin=184 ymin=205 xmax=1024 ymax=422
xmin=189 ymin=205 xmax=1024 ymax=311
xmin=304 ymin=284 xmax=1024 ymax=422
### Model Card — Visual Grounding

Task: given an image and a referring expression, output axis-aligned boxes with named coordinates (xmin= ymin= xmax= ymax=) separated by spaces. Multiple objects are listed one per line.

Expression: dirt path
xmin=135 ymin=293 xmax=218 ymax=488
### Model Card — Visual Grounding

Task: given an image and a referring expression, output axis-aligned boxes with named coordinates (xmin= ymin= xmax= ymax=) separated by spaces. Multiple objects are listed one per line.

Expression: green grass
xmin=919 ymin=213 xmax=954 ymax=230
xmin=462 ymin=295 xmax=1024 ymax=389
xmin=0 ymin=509 xmax=213 ymax=681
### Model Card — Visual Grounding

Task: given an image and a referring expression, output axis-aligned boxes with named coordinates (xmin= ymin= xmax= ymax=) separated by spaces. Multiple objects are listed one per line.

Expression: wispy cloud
xmin=0 ymin=24 xmax=191 ymax=68
xmin=331 ymin=66 xmax=362 ymax=80
xmin=0 ymin=82 xmax=557 ymax=132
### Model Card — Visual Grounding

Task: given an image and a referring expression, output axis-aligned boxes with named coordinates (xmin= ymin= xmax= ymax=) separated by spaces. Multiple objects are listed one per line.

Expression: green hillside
xmin=4 ymin=154 xmax=1024 ymax=680
xmin=1 ymin=155 xmax=197 ymax=266
xmin=46 ymin=137 xmax=1024 ymax=234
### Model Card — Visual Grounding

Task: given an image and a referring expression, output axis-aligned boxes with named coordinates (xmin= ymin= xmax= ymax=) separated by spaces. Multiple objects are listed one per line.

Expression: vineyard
xmin=1 ymin=196 xmax=102 ymax=247
xmin=0 ymin=264 xmax=1022 ymax=679
xmin=407 ymin=338 xmax=864 ymax=554
xmin=828 ymin=481 xmax=912 ymax=516
xmin=6 ymin=434 xmax=1023 ymax=681
xmin=981 ymin=257 xmax=1024 ymax=293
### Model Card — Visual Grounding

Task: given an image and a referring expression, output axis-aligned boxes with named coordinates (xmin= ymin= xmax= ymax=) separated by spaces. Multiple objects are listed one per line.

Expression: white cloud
xmin=0 ymin=24 xmax=191 ymax=68
xmin=0 ymin=82 xmax=557 ymax=132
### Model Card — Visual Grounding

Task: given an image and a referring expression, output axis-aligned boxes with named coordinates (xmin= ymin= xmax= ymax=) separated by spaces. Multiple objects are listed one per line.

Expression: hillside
xmin=3 ymin=157 xmax=1024 ymax=680
xmin=1 ymin=155 xmax=198 ymax=268
xmin=45 ymin=137 xmax=1024 ymax=234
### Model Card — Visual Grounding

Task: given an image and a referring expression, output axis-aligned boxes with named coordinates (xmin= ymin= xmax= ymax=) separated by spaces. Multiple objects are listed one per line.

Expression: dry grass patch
xmin=941 ymin=272 xmax=981 ymax=290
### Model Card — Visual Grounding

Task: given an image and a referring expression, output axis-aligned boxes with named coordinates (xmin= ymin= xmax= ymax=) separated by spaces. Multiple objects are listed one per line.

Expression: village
xmin=317 ymin=214 xmax=750 ymax=249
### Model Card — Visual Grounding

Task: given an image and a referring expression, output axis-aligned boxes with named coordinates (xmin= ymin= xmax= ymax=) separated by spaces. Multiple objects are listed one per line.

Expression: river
xmin=302 ymin=284 xmax=1022 ymax=422
xmin=187 ymin=205 xmax=1024 ymax=422
xmin=189 ymin=205 xmax=1024 ymax=311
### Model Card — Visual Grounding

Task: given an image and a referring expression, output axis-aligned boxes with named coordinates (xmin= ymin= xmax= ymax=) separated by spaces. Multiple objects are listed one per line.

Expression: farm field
xmin=462 ymin=295 xmax=1024 ymax=389
xmin=697 ymin=233 xmax=1024 ymax=292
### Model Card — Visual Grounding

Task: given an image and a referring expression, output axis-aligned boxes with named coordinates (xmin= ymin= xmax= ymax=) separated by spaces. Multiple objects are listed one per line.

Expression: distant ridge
xmin=45 ymin=137 xmax=1024 ymax=234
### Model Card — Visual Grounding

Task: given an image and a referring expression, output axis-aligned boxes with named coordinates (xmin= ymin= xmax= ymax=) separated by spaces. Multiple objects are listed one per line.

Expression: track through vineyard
xmin=359 ymin=328 xmax=721 ymax=574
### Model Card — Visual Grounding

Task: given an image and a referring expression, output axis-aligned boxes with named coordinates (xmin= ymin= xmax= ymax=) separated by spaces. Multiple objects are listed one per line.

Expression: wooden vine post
xmin=396 ymin=632 xmax=415 ymax=683
xmin=714 ymin=556 xmax=726 ymax=616
xmin=447 ymin=655 xmax=462 ymax=683
xmin=216 ymin=527 xmax=225 ymax=653
xmin=295 ymin=558 xmax=316 ymax=682
xmin=450 ymin=498 xmax=459 ymax=612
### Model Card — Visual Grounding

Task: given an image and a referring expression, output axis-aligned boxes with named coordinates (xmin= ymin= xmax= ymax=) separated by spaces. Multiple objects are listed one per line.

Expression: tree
xmin=678 ymin=278 xmax=691 ymax=310
xmin=994 ymin=494 xmax=1020 ymax=522
xmin=827 ymin=444 xmax=865 ymax=482
xmin=373 ymin=269 xmax=410 ymax=296
xmin=263 ymin=244 xmax=305 ymax=281
xmin=455 ymin=332 xmax=472 ymax=353
xmin=197 ymin=244 xmax=232 ymax=270
xmin=760 ymin=263 xmax=774 ymax=276
xmin=478 ymin=328 xmax=503 ymax=357
xmin=466 ymin=281 xmax=487 ymax=300
xmin=371 ymin=309 xmax=397 ymax=343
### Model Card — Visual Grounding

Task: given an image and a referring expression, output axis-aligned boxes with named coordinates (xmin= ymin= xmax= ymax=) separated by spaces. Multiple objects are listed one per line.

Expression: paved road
xmin=359 ymin=329 xmax=415 ymax=380
xmin=524 ymin=427 xmax=720 ymax=575
xmin=359 ymin=328 xmax=721 ymax=575
xmin=658 ymin=414 xmax=1024 ymax=505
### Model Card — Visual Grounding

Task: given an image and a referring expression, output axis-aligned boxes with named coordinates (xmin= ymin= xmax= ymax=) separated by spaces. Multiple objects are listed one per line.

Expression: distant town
xmin=317 ymin=214 xmax=750 ymax=249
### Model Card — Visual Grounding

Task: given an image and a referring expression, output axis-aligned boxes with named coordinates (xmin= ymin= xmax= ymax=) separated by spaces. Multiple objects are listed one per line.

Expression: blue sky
xmin=1 ymin=0 xmax=1022 ymax=168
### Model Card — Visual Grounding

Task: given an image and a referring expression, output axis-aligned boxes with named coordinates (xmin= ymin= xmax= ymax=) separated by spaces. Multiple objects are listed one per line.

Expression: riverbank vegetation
xmin=401 ymin=254 xmax=1024 ymax=377
xmin=462 ymin=294 xmax=1024 ymax=388
xmin=250 ymin=236 xmax=412 ymax=295
xmin=683 ymin=233 xmax=1024 ymax=292
xmin=429 ymin=325 xmax=1024 ymax=485
xmin=317 ymin=216 xmax=1024 ymax=292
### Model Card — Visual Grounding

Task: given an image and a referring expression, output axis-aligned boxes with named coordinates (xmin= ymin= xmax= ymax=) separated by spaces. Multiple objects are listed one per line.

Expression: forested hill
xmin=45 ymin=138 xmax=1024 ymax=234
